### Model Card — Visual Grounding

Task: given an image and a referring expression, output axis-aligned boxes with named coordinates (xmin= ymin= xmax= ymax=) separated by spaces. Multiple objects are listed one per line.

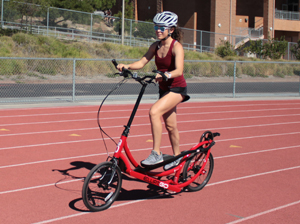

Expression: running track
xmin=1 ymin=99 xmax=300 ymax=224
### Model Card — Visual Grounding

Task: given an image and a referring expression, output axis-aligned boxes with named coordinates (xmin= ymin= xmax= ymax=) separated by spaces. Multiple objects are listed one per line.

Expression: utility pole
xmin=121 ymin=0 xmax=125 ymax=45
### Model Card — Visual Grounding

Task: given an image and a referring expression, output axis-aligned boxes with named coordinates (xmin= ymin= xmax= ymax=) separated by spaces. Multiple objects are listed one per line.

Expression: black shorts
xmin=159 ymin=87 xmax=190 ymax=102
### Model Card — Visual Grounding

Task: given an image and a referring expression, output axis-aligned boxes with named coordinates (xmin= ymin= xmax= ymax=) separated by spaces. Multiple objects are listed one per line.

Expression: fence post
xmin=200 ymin=30 xmax=202 ymax=53
xmin=288 ymin=43 xmax=290 ymax=60
xmin=47 ymin=7 xmax=49 ymax=36
xmin=72 ymin=59 xmax=76 ymax=102
xmin=130 ymin=19 xmax=132 ymax=47
xmin=233 ymin=61 xmax=237 ymax=98
xmin=90 ymin=13 xmax=93 ymax=42
xmin=1 ymin=0 xmax=4 ymax=27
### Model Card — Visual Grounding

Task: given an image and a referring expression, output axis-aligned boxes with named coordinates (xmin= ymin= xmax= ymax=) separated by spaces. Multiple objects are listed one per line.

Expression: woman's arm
xmin=167 ymin=41 xmax=184 ymax=78
xmin=117 ymin=42 xmax=158 ymax=71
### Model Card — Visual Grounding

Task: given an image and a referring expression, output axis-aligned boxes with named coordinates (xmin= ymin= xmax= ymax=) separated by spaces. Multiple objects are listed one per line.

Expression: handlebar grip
xmin=112 ymin=59 xmax=118 ymax=69
xmin=152 ymin=70 xmax=168 ymax=81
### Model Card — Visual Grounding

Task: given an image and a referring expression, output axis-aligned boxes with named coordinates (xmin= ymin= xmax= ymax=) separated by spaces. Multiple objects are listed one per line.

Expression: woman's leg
xmin=163 ymin=107 xmax=181 ymax=156
xmin=149 ymin=92 xmax=184 ymax=155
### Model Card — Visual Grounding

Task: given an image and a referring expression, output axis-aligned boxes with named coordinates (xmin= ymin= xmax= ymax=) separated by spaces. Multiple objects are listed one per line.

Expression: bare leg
xmin=149 ymin=92 xmax=184 ymax=155
xmin=163 ymin=107 xmax=181 ymax=156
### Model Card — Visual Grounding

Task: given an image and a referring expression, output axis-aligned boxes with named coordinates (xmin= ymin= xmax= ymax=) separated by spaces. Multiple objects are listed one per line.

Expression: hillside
xmin=0 ymin=31 xmax=223 ymax=60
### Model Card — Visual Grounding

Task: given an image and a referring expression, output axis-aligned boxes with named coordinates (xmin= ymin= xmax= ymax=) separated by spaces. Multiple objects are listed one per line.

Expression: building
xmin=114 ymin=0 xmax=300 ymax=50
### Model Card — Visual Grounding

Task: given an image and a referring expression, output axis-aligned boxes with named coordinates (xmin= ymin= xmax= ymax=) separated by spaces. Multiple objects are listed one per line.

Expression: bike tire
xmin=82 ymin=161 xmax=122 ymax=212
xmin=182 ymin=152 xmax=214 ymax=192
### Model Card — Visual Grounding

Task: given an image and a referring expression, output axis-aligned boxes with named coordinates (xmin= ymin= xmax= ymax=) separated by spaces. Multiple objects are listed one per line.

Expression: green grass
xmin=0 ymin=31 xmax=299 ymax=79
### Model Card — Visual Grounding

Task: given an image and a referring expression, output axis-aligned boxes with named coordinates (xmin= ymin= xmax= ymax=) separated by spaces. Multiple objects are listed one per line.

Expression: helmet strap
xmin=161 ymin=33 xmax=172 ymax=41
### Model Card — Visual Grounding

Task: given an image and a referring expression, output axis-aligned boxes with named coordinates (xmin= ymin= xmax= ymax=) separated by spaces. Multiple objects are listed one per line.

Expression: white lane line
xmin=1 ymin=114 xmax=300 ymax=137
xmin=29 ymin=165 xmax=300 ymax=224
xmin=1 ymin=102 xmax=300 ymax=119
xmin=1 ymin=144 xmax=300 ymax=194
xmin=0 ymin=178 xmax=82 ymax=195
xmin=1 ymin=140 xmax=299 ymax=170
xmin=32 ymin=197 xmax=157 ymax=224
xmin=207 ymin=165 xmax=300 ymax=187
xmin=226 ymin=200 xmax=300 ymax=224
xmin=1 ymin=119 xmax=300 ymax=151
xmin=1 ymin=107 xmax=300 ymax=127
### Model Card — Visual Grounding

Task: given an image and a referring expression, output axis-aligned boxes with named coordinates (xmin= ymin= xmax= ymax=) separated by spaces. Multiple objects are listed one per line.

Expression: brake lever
xmin=152 ymin=70 xmax=168 ymax=81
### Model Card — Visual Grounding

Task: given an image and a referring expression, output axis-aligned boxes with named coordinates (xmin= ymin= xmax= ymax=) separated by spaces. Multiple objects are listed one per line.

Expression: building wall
xmin=163 ymin=0 xmax=211 ymax=31
xmin=275 ymin=30 xmax=300 ymax=42
xmin=113 ymin=0 xmax=300 ymax=45
xmin=236 ymin=0 xmax=264 ymax=28
xmin=210 ymin=0 xmax=236 ymax=47
xmin=136 ymin=0 xmax=157 ymax=22
xmin=275 ymin=0 xmax=288 ymax=10
xmin=263 ymin=0 xmax=275 ymax=39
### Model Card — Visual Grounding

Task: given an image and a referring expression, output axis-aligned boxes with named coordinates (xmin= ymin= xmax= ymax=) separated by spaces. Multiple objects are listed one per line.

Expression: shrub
xmin=263 ymin=36 xmax=288 ymax=60
xmin=215 ymin=40 xmax=237 ymax=58
xmin=291 ymin=39 xmax=300 ymax=60
xmin=12 ymin=33 xmax=36 ymax=45
xmin=244 ymin=39 xmax=264 ymax=58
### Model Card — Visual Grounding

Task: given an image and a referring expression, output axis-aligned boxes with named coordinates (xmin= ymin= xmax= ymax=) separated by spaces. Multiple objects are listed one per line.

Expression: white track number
xmin=115 ymin=139 xmax=122 ymax=153
xmin=159 ymin=182 xmax=169 ymax=189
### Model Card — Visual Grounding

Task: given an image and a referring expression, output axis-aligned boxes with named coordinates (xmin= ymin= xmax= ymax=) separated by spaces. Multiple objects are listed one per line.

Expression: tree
xmin=291 ymin=39 xmax=300 ymax=60
xmin=133 ymin=21 xmax=156 ymax=39
xmin=113 ymin=0 xmax=134 ymax=19
xmin=5 ymin=0 xmax=49 ymax=31
xmin=49 ymin=0 xmax=116 ymax=13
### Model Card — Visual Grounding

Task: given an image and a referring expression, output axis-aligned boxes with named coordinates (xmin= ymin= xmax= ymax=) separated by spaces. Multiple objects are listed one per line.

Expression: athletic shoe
xmin=164 ymin=157 xmax=181 ymax=170
xmin=141 ymin=150 xmax=163 ymax=166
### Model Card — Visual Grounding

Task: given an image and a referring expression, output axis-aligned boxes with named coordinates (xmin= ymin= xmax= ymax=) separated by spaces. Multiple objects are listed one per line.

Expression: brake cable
xmin=97 ymin=75 xmax=128 ymax=157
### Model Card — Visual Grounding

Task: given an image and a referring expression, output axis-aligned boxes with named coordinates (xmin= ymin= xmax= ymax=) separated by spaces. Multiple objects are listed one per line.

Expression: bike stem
xmin=122 ymin=82 xmax=147 ymax=137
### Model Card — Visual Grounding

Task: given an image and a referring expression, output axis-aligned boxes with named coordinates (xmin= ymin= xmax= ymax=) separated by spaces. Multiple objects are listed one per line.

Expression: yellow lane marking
xmin=230 ymin=145 xmax=242 ymax=148
xmin=69 ymin=134 xmax=81 ymax=137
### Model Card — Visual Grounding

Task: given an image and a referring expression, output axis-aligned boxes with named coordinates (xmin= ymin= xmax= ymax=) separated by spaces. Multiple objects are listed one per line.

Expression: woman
xmin=117 ymin=11 xmax=189 ymax=170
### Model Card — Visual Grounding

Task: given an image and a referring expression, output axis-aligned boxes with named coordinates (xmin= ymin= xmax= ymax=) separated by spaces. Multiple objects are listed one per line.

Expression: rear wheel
xmin=82 ymin=161 xmax=122 ymax=212
xmin=182 ymin=152 xmax=214 ymax=192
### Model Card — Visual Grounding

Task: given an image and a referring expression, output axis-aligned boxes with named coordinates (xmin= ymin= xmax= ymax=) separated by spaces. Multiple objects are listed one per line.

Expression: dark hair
xmin=171 ymin=27 xmax=183 ymax=43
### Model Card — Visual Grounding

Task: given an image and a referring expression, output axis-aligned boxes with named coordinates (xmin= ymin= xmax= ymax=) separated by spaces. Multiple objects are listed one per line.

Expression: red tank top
xmin=155 ymin=39 xmax=187 ymax=91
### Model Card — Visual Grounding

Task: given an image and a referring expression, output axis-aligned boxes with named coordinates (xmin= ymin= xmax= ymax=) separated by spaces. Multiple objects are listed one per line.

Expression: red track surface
xmin=1 ymin=99 xmax=300 ymax=223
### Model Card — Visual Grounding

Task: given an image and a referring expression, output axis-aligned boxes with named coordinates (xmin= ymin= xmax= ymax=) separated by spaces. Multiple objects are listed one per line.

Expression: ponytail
xmin=171 ymin=27 xmax=183 ymax=44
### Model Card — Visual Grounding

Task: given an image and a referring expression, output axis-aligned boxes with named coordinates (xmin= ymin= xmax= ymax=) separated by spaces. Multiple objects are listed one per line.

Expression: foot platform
xmin=139 ymin=151 xmax=189 ymax=171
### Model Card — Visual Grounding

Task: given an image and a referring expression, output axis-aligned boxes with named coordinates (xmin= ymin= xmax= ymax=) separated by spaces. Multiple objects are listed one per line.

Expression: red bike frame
xmin=109 ymin=80 xmax=214 ymax=193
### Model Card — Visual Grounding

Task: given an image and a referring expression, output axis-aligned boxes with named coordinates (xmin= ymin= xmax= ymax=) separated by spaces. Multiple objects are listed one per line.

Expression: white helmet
xmin=153 ymin=11 xmax=178 ymax=27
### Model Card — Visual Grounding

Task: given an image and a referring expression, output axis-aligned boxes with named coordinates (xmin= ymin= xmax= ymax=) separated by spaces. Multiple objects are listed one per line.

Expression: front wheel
xmin=182 ymin=152 xmax=214 ymax=192
xmin=82 ymin=161 xmax=122 ymax=212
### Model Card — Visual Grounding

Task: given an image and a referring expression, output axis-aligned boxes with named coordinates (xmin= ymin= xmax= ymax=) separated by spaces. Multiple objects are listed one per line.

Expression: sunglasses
xmin=154 ymin=26 xmax=168 ymax=32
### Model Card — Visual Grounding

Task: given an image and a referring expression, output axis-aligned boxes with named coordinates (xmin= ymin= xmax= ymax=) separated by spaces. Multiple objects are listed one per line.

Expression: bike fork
xmin=107 ymin=158 xmax=118 ymax=185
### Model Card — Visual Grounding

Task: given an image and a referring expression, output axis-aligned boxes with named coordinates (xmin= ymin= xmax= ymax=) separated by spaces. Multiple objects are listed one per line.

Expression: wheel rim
xmin=84 ymin=163 xmax=121 ymax=211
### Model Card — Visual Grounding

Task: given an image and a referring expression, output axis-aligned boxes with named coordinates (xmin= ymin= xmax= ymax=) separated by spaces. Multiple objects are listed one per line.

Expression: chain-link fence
xmin=1 ymin=57 xmax=300 ymax=103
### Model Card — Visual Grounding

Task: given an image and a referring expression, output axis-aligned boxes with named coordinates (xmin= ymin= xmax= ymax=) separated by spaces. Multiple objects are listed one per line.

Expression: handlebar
xmin=112 ymin=59 xmax=169 ymax=83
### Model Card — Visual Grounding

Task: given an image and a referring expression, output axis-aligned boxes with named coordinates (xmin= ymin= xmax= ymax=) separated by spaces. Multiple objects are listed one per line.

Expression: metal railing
xmin=0 ymin=57 xmax=299 ymax=104
xmin=275 ymin=9 xmax=300 ymax=21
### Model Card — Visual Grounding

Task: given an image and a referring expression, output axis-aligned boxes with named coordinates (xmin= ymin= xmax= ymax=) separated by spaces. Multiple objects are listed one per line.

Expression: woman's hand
xmin=116 ymin=64 xmax=129 ymax=72
xmin=155 ymin=73 xmax=163 ymax=82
